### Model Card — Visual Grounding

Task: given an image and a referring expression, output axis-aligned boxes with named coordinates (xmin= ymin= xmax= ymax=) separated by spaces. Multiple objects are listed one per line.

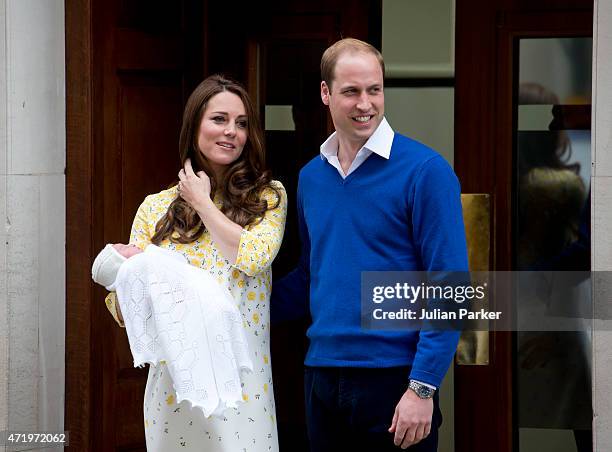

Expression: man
xmin=273 ymin=38 xmax=468 ymax=451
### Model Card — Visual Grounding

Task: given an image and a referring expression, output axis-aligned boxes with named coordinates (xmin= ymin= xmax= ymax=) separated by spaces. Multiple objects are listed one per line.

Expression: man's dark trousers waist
xmin=304 ymin=366 xmax=442 ymax=451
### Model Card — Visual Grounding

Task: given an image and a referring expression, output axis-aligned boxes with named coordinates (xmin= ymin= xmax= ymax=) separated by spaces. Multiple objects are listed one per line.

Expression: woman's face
xmin=196 ymin=91 xmax=248 ymax=176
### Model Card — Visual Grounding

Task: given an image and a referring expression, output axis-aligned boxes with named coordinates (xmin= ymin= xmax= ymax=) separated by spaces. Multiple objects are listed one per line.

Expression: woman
xmin=104 ymin=74 xmax=286 ymax=451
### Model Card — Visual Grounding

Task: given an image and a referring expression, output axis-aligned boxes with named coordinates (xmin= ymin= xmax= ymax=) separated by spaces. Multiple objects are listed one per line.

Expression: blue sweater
xmin=273 ymin=133 xmax=468 ymax=387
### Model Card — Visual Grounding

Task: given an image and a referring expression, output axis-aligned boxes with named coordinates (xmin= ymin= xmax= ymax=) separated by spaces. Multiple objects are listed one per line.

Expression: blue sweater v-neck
xmin=276 ymin=133 xmax=468 ymax=387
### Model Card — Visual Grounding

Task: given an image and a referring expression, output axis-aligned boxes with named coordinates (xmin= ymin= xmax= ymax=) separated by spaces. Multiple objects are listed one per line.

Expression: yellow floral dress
xmin=105 ymin=182 xmax=286 ymax=452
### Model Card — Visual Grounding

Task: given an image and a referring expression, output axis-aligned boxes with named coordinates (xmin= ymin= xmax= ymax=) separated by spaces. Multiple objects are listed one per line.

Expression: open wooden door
xmin=66 ymin=0 xmax=203 ymax=450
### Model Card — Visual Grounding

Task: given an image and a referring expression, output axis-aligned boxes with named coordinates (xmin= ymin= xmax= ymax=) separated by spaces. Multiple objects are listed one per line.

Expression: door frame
xmin=454 ymin=2 xmax=593 ymax=451
xmin=65 ymin=0 xmax=96 ymax=448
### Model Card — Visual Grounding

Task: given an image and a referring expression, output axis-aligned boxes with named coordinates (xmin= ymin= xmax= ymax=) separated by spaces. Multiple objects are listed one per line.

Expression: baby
xmin=91 ymin=243 xmax=253 ymax=417
xmin=91 ymin=243 xmax=143 ymax=322
xmin=92 ymin=244 xmax=142 ymax=285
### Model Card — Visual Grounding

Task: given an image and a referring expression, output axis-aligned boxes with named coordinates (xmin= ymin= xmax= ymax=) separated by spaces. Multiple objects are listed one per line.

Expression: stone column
xmin=0 ymin=1 xmax=65 ymax=449
xmin=593 ymin=0 xmax=612 ymax=450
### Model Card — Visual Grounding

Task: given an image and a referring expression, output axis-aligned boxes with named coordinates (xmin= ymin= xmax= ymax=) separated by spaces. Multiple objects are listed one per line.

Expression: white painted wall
xmin=592 ymin=1 xmax=612 ymax=451
xmin=382 ymin=0 xmax=455 ymax=78
xmin=0 ymin=0 xmax=65 ymax=449
xmin=384 ymin=87 xmax=454 ymax=166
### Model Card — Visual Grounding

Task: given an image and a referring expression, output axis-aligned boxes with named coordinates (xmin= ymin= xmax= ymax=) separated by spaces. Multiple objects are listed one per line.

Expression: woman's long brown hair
xmin=151 ymin=75 xmax=281 ymax=245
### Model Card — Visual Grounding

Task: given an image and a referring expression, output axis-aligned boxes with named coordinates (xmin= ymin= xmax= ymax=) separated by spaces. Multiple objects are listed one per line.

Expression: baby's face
xmin=112 ymin=243 xmax=143 ymax=259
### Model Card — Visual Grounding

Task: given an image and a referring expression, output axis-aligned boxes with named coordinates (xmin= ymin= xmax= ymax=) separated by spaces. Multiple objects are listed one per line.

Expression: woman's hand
xmin=177 ymin=158 xmax=212 ymax=211
xmin=177 ymin=158 xmax=243 ymax=263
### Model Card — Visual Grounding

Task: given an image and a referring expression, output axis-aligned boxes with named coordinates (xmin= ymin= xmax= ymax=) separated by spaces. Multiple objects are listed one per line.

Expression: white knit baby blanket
xmin=109 ymin=245 xmax=253 ymax=418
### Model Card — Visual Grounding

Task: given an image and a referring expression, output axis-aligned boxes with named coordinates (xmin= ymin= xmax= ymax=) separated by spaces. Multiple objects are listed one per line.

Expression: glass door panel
xmin=515 ymin=37 xmax=592 ymax=452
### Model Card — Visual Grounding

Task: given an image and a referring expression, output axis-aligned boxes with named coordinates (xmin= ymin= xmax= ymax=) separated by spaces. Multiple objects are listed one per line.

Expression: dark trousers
xmin=304 ymin=366 xmax=442 ymax=452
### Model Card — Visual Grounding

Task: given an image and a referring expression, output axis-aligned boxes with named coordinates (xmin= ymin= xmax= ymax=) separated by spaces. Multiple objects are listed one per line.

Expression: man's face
xmin=321 ymin=52 xmax=384 ymax=147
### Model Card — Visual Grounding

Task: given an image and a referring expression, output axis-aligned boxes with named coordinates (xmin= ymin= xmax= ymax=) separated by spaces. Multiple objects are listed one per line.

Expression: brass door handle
xmin=456 ymin=194 xmax=491 ymax=365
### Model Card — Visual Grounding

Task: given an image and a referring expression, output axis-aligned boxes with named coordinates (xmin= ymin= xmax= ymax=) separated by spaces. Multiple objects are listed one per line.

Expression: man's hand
xmin=388 ymin=388 xmax=433 ymax=449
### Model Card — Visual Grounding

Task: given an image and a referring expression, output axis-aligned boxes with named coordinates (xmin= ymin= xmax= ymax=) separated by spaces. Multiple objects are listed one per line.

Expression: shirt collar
xmin=320 ymin=117 xmax=394 ymax=161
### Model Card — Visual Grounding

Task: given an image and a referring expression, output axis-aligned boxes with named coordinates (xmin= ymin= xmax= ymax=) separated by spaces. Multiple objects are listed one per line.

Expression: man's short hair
xmin=320 ymin=38 xmax=385 ymax=91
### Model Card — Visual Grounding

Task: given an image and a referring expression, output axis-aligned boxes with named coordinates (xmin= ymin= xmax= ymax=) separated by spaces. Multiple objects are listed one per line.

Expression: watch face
xmin=419 ymin=387 xmax=434 ymax=398
xmin=410 ymin=381 xmax=434 ymax=398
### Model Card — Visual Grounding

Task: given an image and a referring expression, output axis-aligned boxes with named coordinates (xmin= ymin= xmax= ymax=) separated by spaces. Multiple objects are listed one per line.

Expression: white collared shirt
xmin=320 ymin=117 xmax=394 ymax=178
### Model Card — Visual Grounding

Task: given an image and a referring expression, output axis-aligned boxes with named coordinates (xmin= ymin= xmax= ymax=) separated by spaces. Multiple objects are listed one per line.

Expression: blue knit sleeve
xmin=270 ymin=175 xmax=310 ymax=323
xmin=409 ymin=156 xmax=468 ymax=387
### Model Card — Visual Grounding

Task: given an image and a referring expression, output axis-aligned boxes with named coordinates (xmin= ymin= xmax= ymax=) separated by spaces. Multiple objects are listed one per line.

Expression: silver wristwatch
xmin=408 ymin=380 xmax=436 ymax=399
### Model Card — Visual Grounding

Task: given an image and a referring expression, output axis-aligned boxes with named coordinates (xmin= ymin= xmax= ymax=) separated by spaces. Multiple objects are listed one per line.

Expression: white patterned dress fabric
xmin=104 ymin=182 xmax=286 ymax=452
xmin=110 ymin=245 xmax=253 ymax=418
